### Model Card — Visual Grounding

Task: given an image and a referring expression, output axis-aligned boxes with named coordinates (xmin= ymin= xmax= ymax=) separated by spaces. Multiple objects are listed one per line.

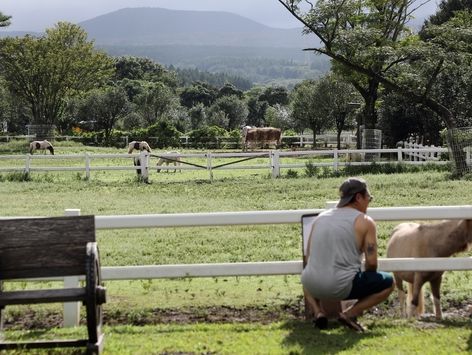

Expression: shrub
xmin=285 ymin=169 xmax=298 ymax=178
xmin=305 ymin=161 xmax=319 ymax=177
xmin=188 ymin=126 xmax=228 ymax=149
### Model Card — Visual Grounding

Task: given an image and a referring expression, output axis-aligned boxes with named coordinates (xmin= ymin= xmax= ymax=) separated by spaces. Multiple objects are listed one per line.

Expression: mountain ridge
xmin=78 ymin=7 xmax=315 ymax=48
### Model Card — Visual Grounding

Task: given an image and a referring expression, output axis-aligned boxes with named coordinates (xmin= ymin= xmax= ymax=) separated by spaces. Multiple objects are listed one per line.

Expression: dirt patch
xmin=3 ymin=300 xmax=472 ymax=330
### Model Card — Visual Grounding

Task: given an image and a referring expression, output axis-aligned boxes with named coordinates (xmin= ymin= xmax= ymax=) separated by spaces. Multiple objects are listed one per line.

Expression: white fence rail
xmin=3 ymin=205 xmax=472 ymax=326
xmin=0 ymin=147 xmax=452 ymax=180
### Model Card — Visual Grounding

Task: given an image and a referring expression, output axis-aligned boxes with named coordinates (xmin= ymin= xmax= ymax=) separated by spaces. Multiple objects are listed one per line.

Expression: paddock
xmin=3 ymin=204 xmax=472 ymax=327
xmin=0 ymin=145 xmax=454 ymax=182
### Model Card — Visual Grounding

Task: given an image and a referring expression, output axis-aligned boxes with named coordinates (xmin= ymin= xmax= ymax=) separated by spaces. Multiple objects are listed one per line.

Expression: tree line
xmin=0 ymin=0 xmax=471 ymax=170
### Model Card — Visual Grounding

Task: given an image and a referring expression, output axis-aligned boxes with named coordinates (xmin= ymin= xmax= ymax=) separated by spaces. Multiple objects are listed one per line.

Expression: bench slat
xmin=0 ymin=288 xmax=87 ymax=306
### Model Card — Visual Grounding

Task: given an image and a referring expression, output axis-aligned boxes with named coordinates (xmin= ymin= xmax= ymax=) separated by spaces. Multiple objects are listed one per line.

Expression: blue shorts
xmin=344 ymin=271 xmax=393 ymax=300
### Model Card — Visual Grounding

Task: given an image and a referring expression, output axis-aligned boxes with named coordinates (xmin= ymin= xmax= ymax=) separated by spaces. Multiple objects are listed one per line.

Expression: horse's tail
xmin=29 ymin=144 xmax=34 ymax=154
xmin=407 ymin=282 xmax=425 ymax=317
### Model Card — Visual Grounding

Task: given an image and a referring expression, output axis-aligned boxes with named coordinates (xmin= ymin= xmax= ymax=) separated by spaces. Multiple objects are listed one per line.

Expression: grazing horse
xmin=156 ymin=151 xmax=181 ymax=173
xmin=387 ymin=220 xmax=472 ymax=319
xmin=127 ymin=141 xmax=151 ymax=154
xmin=128 ymin=141 xmax=151 ymax=176
xmin=29 ymin=140 xmax=54 ymax=155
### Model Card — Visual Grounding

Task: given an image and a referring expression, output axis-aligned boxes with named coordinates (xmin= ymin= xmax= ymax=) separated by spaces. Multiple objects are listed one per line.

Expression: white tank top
xmin=301 ymin=207 xmax=362 ymax=300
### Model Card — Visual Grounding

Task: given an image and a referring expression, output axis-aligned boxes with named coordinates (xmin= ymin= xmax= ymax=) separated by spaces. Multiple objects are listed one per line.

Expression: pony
xmin=128 ymin=141 xmax=151 ymax=176
xmin=156 ymin=151 xmax=181 ymax=173
xmin=29 ymin=140 xmax=54 ymax=155
xmin=127 ymin=141 xmax=151 ymax=154
xmin=386 ymin=219 xmax=472 ymax=319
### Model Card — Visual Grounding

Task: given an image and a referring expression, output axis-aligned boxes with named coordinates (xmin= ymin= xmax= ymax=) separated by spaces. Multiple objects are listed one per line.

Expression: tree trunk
xmin=363 ymin=79 xmax=379 ymax=129
xmin=312 ymin=125 xmax=317 ymax=149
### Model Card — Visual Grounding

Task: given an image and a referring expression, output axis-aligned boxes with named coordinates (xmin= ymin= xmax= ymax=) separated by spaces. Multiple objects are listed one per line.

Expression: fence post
xmin=63 ymin=208 xmax=81 ymax=327
xmin=25 ymin=154 xmax=31 ymax=175
xmin=206 ymin=152 xmax=213 ymax=182
xmin=270 ymin=150 xmax=280 ymax=178
xmin=333 ymin=149 xmax=339 ymax=172
xmin=140 ymin=151 xmax=149 ymax=183
xmin=466 ymin=146 xmax=471 ymax=165
xmin=85 ymin=153 xmax=91 ymax=180
xmin=397 ymin=147 xmax=403 ymax=162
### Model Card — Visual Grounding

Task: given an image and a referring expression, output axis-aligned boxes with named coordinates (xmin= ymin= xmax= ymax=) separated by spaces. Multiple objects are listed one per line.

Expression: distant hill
xmin=0 ymin=31 xmax=41 ymax=38
xmin=78 ymin=7 xmax=316 ymax=48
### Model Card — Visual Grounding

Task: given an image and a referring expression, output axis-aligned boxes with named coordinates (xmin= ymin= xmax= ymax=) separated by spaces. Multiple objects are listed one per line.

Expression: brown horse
xmin=387 ymin=220 xmax=472 ymax=319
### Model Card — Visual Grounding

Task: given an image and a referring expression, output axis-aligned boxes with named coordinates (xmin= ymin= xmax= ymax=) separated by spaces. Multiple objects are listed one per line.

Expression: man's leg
xmin=342 ymin=283 xmax=394 ymax=318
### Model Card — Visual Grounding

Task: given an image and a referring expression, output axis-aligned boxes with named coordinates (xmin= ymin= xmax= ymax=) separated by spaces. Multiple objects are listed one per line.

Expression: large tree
xmin=0 ymin=22 xmax=114 ymax=127
xmin=77 ymin=86 xmax=130 ymax=142
xmin=0 ymin=11 xmax=11 ymax=27
xmin=279 ymin=1 xmax=472 ymax=173
xmin=291 ymin=79 xmax=335 ymax=143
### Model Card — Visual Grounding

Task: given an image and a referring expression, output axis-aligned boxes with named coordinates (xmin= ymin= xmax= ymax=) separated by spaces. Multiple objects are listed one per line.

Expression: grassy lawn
xmin=2 ymin=319 xmax=471 ymax=354
xmin=0 ymin=141 xmax=471 ymax=353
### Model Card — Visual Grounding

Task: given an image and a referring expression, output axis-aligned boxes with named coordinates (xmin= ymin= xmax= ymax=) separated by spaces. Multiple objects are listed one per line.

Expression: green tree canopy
xmin=0 ymin=22 xmax=114 ymax=127
xmin=0 ymin=11 xmax=11 ymax=27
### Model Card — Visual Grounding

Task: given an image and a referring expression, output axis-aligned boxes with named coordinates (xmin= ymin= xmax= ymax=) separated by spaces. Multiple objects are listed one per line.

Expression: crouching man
xmin=302 ymin=177 xmax=394 ymax=332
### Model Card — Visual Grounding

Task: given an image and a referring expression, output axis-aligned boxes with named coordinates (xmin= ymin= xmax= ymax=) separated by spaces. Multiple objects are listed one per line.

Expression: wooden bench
xmin=0 ymin=215 xmax=106 ymax=354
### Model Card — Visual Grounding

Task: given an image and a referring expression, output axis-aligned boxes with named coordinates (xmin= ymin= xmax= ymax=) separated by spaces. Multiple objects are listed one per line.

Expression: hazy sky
xmin=0 ymin=0 xmax=438 ymax=32
xmin=0 ymin=0 xmax=303 ymax=31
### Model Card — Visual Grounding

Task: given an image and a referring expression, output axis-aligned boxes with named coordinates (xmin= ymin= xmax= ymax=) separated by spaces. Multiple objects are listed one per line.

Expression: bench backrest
xmin=0 ymin=215 xmax=95 ymax=280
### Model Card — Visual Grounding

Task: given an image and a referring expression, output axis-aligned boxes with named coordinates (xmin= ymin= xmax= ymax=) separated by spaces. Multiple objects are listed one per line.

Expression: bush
xmin=146 ymin=121 xmax=181 ymax=149
xmin=188 ymin=126 xmax=229 ymax=149
xmin=305 ymin=161 xmax=319 ymax=177
xmin=285 ymin=169 xmax=298 ymax=178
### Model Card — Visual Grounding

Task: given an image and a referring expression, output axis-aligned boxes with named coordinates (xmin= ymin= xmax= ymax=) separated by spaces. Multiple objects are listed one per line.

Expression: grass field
xmin=0 ymin=141 xmax=471 ymax=354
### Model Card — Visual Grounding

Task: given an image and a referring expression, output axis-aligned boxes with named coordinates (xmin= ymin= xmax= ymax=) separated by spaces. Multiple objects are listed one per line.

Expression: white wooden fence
xmin=2 ymin=205 xmax=472 ymax=327
xmin=0 ymin=147 xmax=452 ymax=181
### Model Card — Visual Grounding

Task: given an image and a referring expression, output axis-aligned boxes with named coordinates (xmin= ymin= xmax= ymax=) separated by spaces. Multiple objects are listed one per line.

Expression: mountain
xmin=78 ymin=7 xmax=315 ymax=48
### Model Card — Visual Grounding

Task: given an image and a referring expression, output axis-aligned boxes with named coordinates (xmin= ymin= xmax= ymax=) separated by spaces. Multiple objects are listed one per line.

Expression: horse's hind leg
xmin=393 ymin=273 xmax=407 ymax=317
xmin=430 ymin=274 xmax=443 ymax=320
xmin=409 ymin=272 xmax=426 ymax=318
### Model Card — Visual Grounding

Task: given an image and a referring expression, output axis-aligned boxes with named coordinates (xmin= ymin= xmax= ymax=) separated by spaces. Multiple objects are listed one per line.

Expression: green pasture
xmin=0 ymin=141 xmax=471 ymax=354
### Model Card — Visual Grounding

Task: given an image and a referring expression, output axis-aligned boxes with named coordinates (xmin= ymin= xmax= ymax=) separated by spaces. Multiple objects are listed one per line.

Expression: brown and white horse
xmin=29 ymin=140 xmax=54 ymax=155
xmin=127 ymin=141 xmax=151 ymax=154
xmin=128 ymin=141 xmax=151 ymax=176
xmin=387 ymin=219 xmax=472 ymax=319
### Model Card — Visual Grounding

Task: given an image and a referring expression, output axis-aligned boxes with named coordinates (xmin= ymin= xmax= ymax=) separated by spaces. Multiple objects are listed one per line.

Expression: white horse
xmin=387 ymin=219 xmax=472 ymax=319
xmin=29 ymin=140 xmax=54 ymax=155
xmin=128 ymin=141 xmax=151 ymax=154
xmin=156 ymin=151 xmax=181 ymax=173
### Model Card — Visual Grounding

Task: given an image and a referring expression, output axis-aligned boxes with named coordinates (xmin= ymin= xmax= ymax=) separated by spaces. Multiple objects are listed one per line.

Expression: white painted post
xmin=85 ymin=153 xmax=91 ymax=180
xmin=333 ymin=149 xmax=339 ymax=172
xmin=466 ymin=146 xmax=471 ymax=165
xmin=270 ymin=150 xmax=280 ymax=178
xmin=299 ymin=136 xmax=303 ymax=148
xmin=206 ymin=152 xmax=213 ymax=182
xmin=25 ymin=154 xmax=31 ymax=174
xmin=397 ymin=147 xmax=403 ymax=162
xmin=63 ymin=208 xmax=81 ymax=327
xmin=139 ymin=151 xmax=149 ymax=183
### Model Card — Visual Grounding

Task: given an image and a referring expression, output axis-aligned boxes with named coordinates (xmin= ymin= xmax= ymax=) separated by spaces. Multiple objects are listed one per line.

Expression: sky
xmin=0 ymin=0 xmax=439 ymax=32
xmin=0 ymin=0 xmax=303 ymax=31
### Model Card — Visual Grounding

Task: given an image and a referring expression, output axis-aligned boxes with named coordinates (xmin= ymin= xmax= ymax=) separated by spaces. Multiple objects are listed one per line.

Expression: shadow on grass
xmin=281 ymin=319 xmax=379 ymax=354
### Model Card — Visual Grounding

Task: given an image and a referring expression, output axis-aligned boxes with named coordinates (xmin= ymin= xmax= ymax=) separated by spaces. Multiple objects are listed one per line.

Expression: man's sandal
xmin=338 ymin=313 xmax=365 ymax=332
xmin=313 ymin=315 xmax=328 ymax=330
